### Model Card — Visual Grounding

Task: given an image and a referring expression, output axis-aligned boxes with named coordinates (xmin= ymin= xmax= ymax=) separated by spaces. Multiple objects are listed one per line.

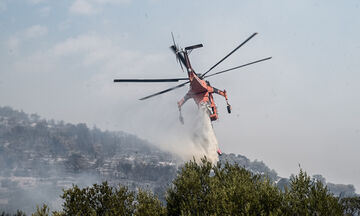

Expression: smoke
xmin=157 ymin=104 xmax=219 ymax=164
xmin=0 ymin=166 xmax=102 ymax=214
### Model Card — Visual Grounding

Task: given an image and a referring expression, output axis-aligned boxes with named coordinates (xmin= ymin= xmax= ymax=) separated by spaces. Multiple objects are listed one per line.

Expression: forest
xmin=0 ymin=106 xmax=359 ymax=215
xmin=2 ymin=158 xmax=360 ymax=215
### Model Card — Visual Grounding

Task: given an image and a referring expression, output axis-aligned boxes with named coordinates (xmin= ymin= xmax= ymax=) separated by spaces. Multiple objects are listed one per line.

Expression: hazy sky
xmin=1 ymin=0 xmax=359 ymax=191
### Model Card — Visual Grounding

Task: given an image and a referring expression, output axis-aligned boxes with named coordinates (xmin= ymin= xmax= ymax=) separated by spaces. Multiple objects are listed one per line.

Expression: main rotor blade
xmin=201 ymin=32 xmax=258 ymax=78
xmin=139 ymin=81 xmax=190 ymax=100
xmin=204 ymin=57 xmax=272 ymax=78
xmin=114 ymin=78 xmax=188 ymax=83
xmin=171 ymin=32 xmax=176 ymax=47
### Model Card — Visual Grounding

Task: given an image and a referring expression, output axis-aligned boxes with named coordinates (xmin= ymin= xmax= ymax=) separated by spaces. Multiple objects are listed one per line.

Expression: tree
xmin=32 ymin=204 xmax=50 ymax=216
xmin=0 ymin=211 xmax=26 ymax=216
xmin=134 ymin=190 xmax=166 ymax=216
xmin=340 ymin=196 xmax=360 ymax=216
xmin=26 ymin=158 xmax=350 ymax=215
xmin=60 ymin=182 xmax=135 ymax=216
xmin=166 ymin=157 xmax=284 ymax=215
xmin=55 ymin=182 xmax=167 ymax=216
xmin=283 ymin=168 xmax=343 ymax=215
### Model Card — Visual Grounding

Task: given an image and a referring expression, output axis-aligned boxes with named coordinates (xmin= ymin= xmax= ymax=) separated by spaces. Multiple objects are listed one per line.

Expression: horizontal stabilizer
xmin=185 ymin=44 xmax=203 ymax=51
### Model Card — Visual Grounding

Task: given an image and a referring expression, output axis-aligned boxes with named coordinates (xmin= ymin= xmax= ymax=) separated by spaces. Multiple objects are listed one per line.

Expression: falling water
xmin=187 ymin=105 xmax=219 ymax=164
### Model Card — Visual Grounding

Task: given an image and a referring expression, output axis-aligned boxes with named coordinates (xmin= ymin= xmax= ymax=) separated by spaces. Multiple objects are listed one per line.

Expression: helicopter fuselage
xmin=177 ymin=52 xmax=229 ymax=122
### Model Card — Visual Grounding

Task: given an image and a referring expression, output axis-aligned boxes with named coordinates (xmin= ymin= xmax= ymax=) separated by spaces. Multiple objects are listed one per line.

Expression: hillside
xmin=0 ymin=106 xmax=357 ymax=214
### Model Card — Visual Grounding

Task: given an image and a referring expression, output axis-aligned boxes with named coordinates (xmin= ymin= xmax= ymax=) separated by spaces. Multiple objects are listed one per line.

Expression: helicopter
xmin=114 ymin=32 xmax=271 ymax=125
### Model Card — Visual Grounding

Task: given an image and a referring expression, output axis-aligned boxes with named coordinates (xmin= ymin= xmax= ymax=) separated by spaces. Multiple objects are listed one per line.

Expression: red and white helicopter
xmin=114 ymin=33 xmax=271 ymax=155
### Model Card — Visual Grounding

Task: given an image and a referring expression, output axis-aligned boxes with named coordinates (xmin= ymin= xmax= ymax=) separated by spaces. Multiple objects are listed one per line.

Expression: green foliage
xmin=340 ymin=196 xmax=360 ymax=216
xmin=60 ymin=182 xmax=135 ymax=216
xmin=166 ymin=157 xmax=284 ymax=215
xmin=50 ymin=212 xmax=64 ymax=216
xmin=283 ymin=168 xmax=343 ymax=215
xmin=0 ymin=210 xmax=26 ymax=216
xmin=23 ymin=158 xmax=354 ymax=215
xmin=53 ymin=183 xmax=166 ymax=216
xmin=134 ymin=190 xmax=166 ymax=216
xmin=31 ymin=204 xmax=50 ymax=216
xmin=167 ymin=158 xmax=345 ymax=216
xmin=14 ymin=211 xmax=26 ymax=216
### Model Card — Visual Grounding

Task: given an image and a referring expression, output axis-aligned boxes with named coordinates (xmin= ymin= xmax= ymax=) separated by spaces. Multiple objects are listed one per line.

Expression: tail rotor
xmin=171 ymin=32 xmax=184 ymax=72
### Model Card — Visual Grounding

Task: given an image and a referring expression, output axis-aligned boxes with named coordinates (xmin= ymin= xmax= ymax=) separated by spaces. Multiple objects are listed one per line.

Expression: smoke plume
xmin=159 ymin=104 xmax=219 ymax=164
